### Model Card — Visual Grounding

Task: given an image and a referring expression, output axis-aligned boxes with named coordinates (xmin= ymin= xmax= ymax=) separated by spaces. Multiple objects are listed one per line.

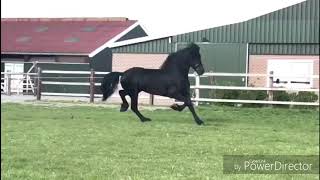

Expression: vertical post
xmin=33 ymin=62 xmax=38 ymax=97
xmin=268 ymin=71 xmax=274 ymax=106
xmin=195 ymin=73 xmax=200 ymax=106
xmin=36 ymin=67 xmax=41 ymax=101
xmin=89 ymin=69 xmax=95 ymax=103
xmin=149 ymin=94 xmax=154 ymax=106
xmin=26 ymin=75 xmax=29 ymax=94
xmin=7 ymin=74 xmax=11 ymax=96
xmin=208 ymin=70 xmax=215 ymax=98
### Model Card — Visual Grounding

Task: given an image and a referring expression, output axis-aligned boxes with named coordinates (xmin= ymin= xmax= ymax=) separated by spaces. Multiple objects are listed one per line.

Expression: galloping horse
xmin=101 ymin=43 xmax=205 ymax=125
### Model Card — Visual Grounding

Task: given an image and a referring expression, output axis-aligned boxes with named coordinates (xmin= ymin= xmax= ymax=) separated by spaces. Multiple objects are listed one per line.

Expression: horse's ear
xmin=189 ymin=43 xmax=200 ymax=52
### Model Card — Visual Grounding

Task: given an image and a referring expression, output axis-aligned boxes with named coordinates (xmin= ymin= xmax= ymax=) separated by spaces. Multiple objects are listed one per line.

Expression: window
xmin=64 ymin=37 xmax=80 ymax=43
xmin=16 ymin=36 xmax=31 ymax=43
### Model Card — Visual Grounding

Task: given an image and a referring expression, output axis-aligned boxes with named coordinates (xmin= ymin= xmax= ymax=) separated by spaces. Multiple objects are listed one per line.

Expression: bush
xmin=291 ymin=91 xmax=319 ymax=109
xmin=264 ymin=91 xmax=318 ymax=109
xmin=292 ymin=91 xmax=318 ymax=102
xmin=210 ymin=89 xmax=267 ymax=107
xmin=238 ymin=90 xmax=268 ymax=107
xmin=272 ymin=91 xmax=292 ymax=108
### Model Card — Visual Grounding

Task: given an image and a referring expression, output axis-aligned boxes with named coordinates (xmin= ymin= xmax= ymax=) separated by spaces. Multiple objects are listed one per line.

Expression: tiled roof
xmin=1 ymin=18 xmax=137 ymax=55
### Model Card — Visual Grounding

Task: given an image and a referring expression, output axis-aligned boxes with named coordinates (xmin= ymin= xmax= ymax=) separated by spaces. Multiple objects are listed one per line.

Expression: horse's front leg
xmin=186 ymin=101 xmax=204 ymax=125
xmin=172 ymin=94 xmax=204 ymax=125
xmin=129 ymin=91 xmax=151 ymax=122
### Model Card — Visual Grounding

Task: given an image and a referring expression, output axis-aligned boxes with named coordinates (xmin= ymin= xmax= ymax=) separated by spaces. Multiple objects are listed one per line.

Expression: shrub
xmin=291 ymin=91 xmax=319 ymax=109
xmin=272 ymin=91 xmax=292 ymax=108
xmin=293 ymin=91 xmax=318 ymax=102
xmin=238 ymin=90 xmax=268 ymax=107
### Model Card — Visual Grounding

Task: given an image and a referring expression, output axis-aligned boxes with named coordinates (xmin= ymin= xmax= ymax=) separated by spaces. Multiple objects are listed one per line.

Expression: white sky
xmin=1 ymin=0 xmax=305 ymax=37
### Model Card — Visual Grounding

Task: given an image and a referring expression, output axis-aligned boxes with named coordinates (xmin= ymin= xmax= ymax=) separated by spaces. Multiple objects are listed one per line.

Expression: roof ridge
xmin=1 ymin=17 xmax=130 ymax=22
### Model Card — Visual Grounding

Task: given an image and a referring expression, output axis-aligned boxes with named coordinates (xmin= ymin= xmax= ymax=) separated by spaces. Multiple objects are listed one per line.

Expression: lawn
xmin=1 ymin=102 xmax=319 ymax=180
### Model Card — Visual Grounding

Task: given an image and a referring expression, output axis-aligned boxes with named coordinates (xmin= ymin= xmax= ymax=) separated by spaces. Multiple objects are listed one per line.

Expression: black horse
xmin=100 ymin=43 xmax=205 ymax=125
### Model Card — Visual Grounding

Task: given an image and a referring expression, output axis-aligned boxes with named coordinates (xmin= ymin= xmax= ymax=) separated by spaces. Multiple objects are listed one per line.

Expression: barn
xmin=1 ymin=0 xmax=319 ymax=104
xmin=1 ymin=17 xmax=148 ymax=94
xmin=111 ymin=0 xmax=319 ymax=90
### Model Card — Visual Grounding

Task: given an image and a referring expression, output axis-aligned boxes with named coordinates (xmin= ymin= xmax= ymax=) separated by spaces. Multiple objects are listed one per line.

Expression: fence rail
xmin=1 ymin=70 xmax=319 ymax=106
xmin=190 ymin=85 xmax=319 ymax=92
xmin=188 ymin=72 xmax=319 ymax=79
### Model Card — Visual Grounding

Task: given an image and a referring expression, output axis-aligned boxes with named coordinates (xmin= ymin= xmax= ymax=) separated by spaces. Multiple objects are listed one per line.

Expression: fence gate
xmin=4 ymin=63 xmax=24 ymax=93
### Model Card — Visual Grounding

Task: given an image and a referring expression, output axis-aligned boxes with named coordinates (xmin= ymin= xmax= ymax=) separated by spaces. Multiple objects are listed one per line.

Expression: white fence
xmin=189 ymin=72 xmax=319 ymax=106
xmin=1 ymin=72 xmax=37 ymax=95
xmin=1 ymin=70 xmax=319 ymax=106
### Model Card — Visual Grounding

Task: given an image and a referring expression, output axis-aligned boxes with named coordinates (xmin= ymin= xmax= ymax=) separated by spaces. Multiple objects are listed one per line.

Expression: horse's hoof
xmin=196 ymin=120 xmax=204 ymax=125
xmin=170 ymin=104 xmax=183 ymax=111
xmin=120 ymin=104 xmax=129 ymax=112
xmin=141 ymin=118 xmax=152 ymax=122
xmin=170 ymin=104 xmax=179 ymax=111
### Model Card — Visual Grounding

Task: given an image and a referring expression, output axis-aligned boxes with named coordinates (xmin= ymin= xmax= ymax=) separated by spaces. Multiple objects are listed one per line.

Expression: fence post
xmin=195 ymin=73 xmax=200 ymax=106
xmin=89 ymin=69 xmax=95 ymax=103
xmin=208 ymin=70 xmax=215 ymax=98
xmin=7 ymin=74 xmax=11 ymax=96
xmin=149 ymin=94 xmax=154 ymax=106
xmin=268 ymin=71 xmax=274 ymax=107
xmin=36 ymin=67 xmax=42 ymax=101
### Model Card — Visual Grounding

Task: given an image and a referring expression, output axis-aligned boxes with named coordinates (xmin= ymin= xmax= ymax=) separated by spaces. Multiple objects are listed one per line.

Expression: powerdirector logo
xmin=223 ymin=155 xmax=319 ymax=174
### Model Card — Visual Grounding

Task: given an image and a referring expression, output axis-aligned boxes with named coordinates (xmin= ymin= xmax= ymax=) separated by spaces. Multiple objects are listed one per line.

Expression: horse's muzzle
xmin=195 ymin=65 xmax=205 ymax=75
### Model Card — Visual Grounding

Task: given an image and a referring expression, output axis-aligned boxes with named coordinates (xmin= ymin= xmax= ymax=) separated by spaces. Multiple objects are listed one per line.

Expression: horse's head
xmin=188 ymin=43 xmax=205 ymax=75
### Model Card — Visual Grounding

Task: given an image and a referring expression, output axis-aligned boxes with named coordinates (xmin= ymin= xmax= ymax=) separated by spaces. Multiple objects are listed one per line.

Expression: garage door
xmin=268 ymin=60 xmax=313 ymax=89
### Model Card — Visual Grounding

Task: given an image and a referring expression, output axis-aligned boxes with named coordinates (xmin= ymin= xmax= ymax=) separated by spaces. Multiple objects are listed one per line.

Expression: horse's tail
xmin=100 ymin=72 xmax=123 ymax=101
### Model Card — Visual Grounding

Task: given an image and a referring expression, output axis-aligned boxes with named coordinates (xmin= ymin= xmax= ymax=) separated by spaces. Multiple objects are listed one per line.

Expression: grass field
xmin=1 ymin=102 xmax=319 ymax=180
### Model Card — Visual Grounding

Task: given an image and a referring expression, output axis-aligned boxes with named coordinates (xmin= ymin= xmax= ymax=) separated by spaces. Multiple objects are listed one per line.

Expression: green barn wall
xmin=116 ymin=25 xmax=148 ymax=42
xmin=90 ymin=48 xmax=112 ymax=72
xmin=112 ymin=38 xmax=176 ymax=54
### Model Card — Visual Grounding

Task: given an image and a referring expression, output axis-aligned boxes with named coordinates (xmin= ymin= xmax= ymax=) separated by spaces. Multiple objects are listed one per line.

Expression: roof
xmin=174 ymin=0 xmax=319 ymax=44
xmin=1 ymin=18 xmax=142 ymax=56
xmin=111 ymin=0 xmax=319 ymax=55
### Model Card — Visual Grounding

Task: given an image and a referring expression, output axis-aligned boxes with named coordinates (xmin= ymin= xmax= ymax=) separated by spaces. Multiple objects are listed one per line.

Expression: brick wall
xmin=248 ymin=55 xmax=319 ymax=88
xmin=112 ymin=53 xmax=168 ymax=72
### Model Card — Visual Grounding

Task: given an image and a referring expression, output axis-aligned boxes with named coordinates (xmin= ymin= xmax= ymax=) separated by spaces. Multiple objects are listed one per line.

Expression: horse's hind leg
xmin=119 ymin=90 xmax=129 ymax=112
xmin=129 ymin=91 xmax=151 ymax=122
xmin=170 ymin=103 xmax=186 ymax=111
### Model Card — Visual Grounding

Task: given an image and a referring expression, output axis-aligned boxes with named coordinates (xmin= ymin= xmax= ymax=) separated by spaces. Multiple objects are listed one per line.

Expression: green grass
xmin=1 ymin=102 xmax=319 ymax=180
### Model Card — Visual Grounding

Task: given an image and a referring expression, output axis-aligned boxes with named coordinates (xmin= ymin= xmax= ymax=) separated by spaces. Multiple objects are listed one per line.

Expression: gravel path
xmin=1 ymin=94 xmax=170 ymax=110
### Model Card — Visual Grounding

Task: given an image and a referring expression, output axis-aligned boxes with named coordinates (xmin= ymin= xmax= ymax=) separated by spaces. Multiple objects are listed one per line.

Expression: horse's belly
xmin=140 ymin=85 xmax=167 ymax=96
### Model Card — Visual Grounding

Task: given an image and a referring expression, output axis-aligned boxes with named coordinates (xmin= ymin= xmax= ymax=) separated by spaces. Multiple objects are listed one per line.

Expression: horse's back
xmin=121 ymin=67 xmax=154 ymax=86
xmin=120 ymin=67 xmax=173 ymax=94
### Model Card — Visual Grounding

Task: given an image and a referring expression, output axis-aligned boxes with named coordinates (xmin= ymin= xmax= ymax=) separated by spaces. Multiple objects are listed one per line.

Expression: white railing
xmin=2 ymin=70 xmax=319 ymax=106
xmin=189 ymin=72 xmax=319 ymax=106
xmin=1 ymin=72 xmax=37 ymax=95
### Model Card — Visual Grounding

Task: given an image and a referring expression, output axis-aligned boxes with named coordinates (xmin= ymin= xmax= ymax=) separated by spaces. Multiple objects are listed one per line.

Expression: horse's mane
xmin=160 ymin=43 xmax=199 ymax=70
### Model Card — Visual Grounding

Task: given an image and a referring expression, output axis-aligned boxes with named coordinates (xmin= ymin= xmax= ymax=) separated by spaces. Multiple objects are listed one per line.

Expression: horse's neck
xmin=161 ymin=52 xmax=190 ymax=77
xmin=162 ymin=62 xmax=190 ymax=77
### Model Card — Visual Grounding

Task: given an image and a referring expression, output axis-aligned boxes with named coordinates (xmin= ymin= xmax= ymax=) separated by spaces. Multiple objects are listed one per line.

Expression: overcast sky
xmin=1 ymin=0 xmax=305 ymax=37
